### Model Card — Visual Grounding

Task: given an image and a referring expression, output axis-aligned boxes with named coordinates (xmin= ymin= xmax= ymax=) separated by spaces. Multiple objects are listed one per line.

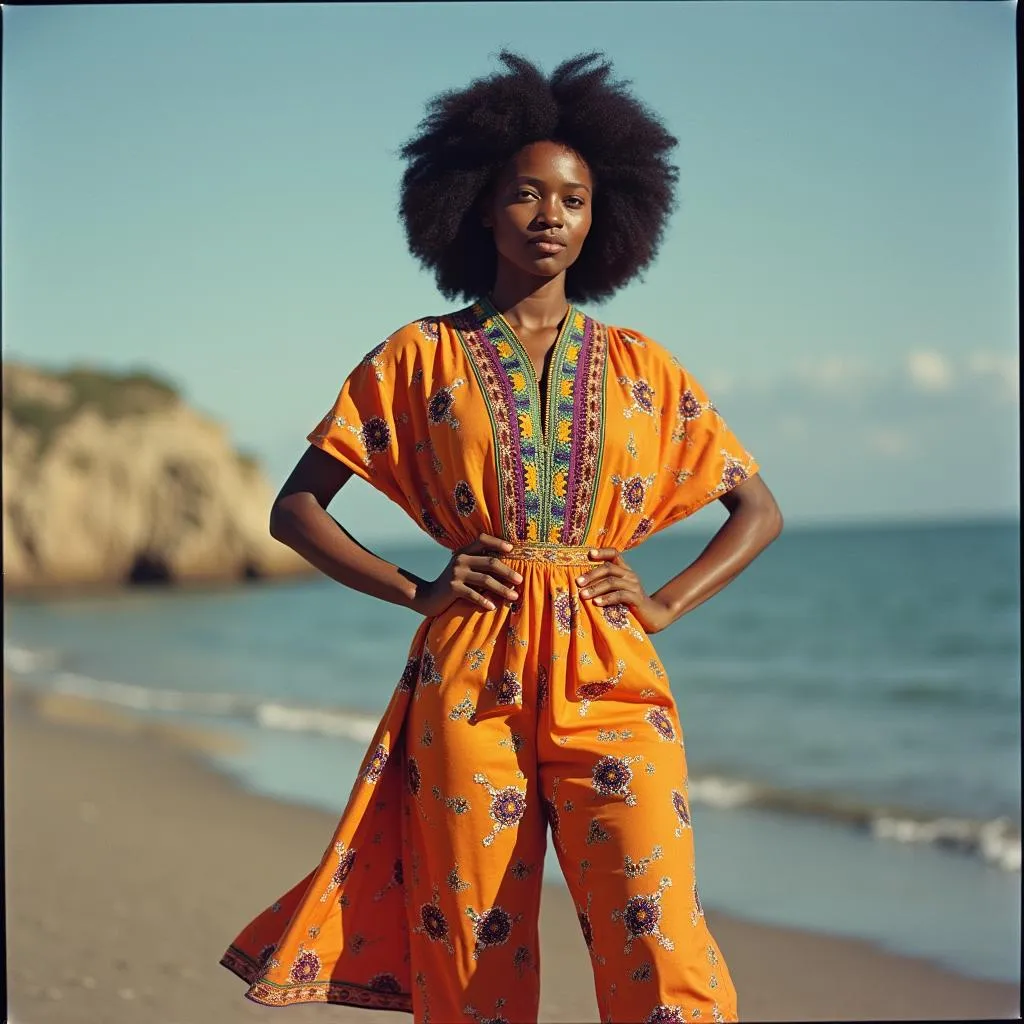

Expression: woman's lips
xmin=529 ymin=239 xmax=566 ymax=255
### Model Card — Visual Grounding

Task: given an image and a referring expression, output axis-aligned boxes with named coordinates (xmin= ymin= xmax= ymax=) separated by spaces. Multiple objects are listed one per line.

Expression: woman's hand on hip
xmin=414 ymin=533 xmax=523 ymax=617
xmin=577 ymin=548 xmax=674 ymax=634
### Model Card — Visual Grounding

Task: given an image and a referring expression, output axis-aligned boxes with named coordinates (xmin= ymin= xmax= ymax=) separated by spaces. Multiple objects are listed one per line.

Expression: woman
xmin=222 ymin=52 xmax=782 ymax=1024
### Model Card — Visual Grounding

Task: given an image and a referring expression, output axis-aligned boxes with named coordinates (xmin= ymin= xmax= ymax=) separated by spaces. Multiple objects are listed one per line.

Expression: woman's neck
xmin=488 ymin=274 xmax=570 ymax=332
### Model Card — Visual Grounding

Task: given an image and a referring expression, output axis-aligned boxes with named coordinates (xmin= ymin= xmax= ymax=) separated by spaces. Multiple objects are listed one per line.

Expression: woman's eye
xmin=517 ymin=190 xmax=537 ymax=200
xmin=565 ymin=196 xmax=585 ymax=209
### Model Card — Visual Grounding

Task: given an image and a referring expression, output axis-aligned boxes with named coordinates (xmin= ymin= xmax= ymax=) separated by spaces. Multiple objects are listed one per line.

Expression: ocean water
xmin=6 ymin=519 xmax=1020 ymax=983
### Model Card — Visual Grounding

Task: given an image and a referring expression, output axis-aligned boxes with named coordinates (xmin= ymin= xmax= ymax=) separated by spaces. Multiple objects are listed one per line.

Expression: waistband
xmin=502 ymin=544 xmax=594 ymax=566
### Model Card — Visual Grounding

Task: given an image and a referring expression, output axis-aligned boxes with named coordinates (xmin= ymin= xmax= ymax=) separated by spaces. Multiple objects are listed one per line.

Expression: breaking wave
xmin=6 ymin=643 xmax=1019 ymax=873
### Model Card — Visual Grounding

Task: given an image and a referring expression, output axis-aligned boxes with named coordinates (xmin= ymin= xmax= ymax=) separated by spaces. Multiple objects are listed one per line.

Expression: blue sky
xmin=3 ymin=2 xmax=1018 ymax=541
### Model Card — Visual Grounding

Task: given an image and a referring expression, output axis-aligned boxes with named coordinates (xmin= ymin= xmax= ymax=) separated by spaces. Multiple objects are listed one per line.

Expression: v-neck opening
xmin=479 ymin=297 xmax=575 ymax=448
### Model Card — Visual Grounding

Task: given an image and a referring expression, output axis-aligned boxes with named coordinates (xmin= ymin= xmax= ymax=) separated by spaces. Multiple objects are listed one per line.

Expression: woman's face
xmin=483 ymin=140 xmax=594 ymax=286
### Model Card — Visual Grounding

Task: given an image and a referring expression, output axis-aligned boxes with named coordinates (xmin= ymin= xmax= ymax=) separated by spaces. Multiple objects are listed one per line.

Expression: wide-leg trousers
xmin=401 ymin=556 xmax=738 ymax=1024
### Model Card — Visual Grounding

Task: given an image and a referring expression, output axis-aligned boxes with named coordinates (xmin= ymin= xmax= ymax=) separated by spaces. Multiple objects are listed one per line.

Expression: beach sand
xmin=5 ymin=686 xmax=1020 ymax=1024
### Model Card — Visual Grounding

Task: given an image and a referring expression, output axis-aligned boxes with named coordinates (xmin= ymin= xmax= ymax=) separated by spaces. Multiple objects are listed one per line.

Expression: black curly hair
xmin=398 ymin=51 xmax=679 ymax=305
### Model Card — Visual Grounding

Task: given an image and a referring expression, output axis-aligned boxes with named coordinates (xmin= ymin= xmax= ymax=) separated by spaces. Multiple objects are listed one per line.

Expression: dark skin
xmin=270 ymin=140 xmax=782 ymax=633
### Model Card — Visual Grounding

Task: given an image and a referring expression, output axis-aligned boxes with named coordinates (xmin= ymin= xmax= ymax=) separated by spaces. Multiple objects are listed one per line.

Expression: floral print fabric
xmin=220 ymin=300 xmax=756 ymax=1022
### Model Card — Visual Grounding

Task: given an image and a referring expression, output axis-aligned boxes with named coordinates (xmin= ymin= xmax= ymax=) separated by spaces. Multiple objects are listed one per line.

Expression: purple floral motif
xmin=407 ymin=756 xmax=422 ymax=796
xmin=289 ymin=949 xmax=321 ymax=984
xmin=601 ymin=603 xmax=631 ymax=630
xmin=420 ymin=648 xmax=442 ymax=687
xmin=453 ymin=480 xmax=476 ymax=517
xmin=420 ymin=507 xmax=449 ymax=541
xmin=553 ymin=591 xmax=576 ymax=635
xmin=624 ymin=894 xmax=662 ymax=937
xmin=510 ymin=858 xmax=534 ymax=880
xmin=491 ymin=787 xmax=526 ymax=827
xmin=693 ymin=882 xmax=703 ymax=917
xmin=474 ymin=906 xmax=513 ymax=948
xmin=363 ymin=743 xmax=388 ymax=784
xmin=620 ymin=474 xmax=649 ymax=515
xmin=645 ymin=707 xmax=676 ymax=741
xmin=679 ymin=389 xmax=702 ymax=420
xmin=428 ymin=388 xmax=455 ymax=425
xmin=418 ymin=318 xmax=439 ymax=342
xmin=722 ymin=459 xmax=749 ymax=489
xmin=578 ymin=680 xmax=616 ymax=700
xmin=592 ymin=755 xmax=632 ymax=797
xmin=361 ymin=341 xmax=387 ymax=366
xmin=672 ymin=789 xmax=691 ymax=828
xmin=256 ymin=943 xmax=276 ymax=971
xmin=369 ymin=972 xmax=402 ymax=994
xmin=628 ymin=517 xmax=654 ymax=547
xmin=494 ymin=669 xmax=522 ymax=705
xmin=543 ymin=796 xmax=560 ymax=835
xmin=631 ymin=961 xmax=654 ymax=982
xmin=578 ymin=909 xmax=594 ymax=947
xmin=361 ymin=417 xmax=391 ymax=455
xmin=632 ymin=379 xmax=656 ymax=413
xmin=647 ymin=1007 xmax=686 ymax=1024
xmin=536 ymin=666 xmax=549 ymax=708
xmin=398 ymin=656 xmax=420 ymax=692
xmin=332 ymin=847 xmax=356 ymax=886
xmin=420 ymin=903 xmax=449 ymax=941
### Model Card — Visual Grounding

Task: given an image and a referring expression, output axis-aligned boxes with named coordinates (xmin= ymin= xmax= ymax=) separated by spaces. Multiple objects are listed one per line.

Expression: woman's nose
xmin=535 ymin=197 xmax=564 ymax=228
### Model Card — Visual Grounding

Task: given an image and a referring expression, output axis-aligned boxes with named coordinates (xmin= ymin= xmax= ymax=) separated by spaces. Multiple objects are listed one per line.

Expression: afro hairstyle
xmin=398 ymin=51 xmax=679 ymax=305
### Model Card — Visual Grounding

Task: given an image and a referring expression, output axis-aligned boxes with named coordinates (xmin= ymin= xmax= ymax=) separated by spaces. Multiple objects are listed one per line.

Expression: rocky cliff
xmin=3 ymin=362 xmax=311 ymax=590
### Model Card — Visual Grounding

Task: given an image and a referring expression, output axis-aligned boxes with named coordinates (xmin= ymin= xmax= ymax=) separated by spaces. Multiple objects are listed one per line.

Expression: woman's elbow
xmin=269 ymin=493 xmax=306 ymax=543
xmin=269 ymin=500 xmax=287 ymax=542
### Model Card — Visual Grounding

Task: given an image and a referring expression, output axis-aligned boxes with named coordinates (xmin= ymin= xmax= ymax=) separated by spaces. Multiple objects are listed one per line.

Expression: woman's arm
xmin=270 ymin=446 xmax=523 ymax=617
xmin=578 ymin=474 xmax=783 ymax=633
xmin=649 ymin=473 xmax=783 ymax=623
xmin=270 ymin=446 xmax=425 ymax=609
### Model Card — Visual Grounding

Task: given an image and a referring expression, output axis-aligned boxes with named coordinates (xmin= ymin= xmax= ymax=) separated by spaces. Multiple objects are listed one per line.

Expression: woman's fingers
xmin=582 ymin=578 xmax=639 ymax=600
xmin=580 ymin=577 xmax=622 ymax=597
xmin=576 ymin=564 xmax=621 ymax=587
xmin=464 ymin=554 xmax=522 ymax=584
xmin=453 ymin=581 xmax=497 ymax=611
xmin=470 ymin=533 xmax=513 ymax=554
xmin=463 ymin=570 xmax=518 ymax=601
xmin=588 ymin=547 xmax=623 ymax=563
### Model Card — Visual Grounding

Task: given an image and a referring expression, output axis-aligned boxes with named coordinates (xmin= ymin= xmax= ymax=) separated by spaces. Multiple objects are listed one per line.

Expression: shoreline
xmin=6 ymin=512 xmax=1017 ymax=602
xmin=5 ymin=682 xmax=1020 ymax=1023
xmin=3 ymin=566 xmax=319 ymax=602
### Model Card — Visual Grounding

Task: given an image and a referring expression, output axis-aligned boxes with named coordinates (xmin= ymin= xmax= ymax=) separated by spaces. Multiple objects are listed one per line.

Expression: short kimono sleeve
xmin=306 ymin=340 xmax=410 ymax=509
xmin=659 ymin=362 xmax=759 ymax=524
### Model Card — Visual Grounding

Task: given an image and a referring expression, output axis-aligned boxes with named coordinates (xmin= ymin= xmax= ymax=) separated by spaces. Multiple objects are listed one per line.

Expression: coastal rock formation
xmin=3 ymin=362 xmax=310 ymax=590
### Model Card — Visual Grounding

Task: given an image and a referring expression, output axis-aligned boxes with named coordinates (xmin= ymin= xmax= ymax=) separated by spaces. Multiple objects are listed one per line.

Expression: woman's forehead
xmin=501 ymin=141 xmax=593 ymax=185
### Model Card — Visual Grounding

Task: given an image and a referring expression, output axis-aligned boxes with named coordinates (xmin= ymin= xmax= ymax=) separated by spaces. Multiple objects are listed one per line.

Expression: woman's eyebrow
xmin=514 ymin=175 xmax=592 ymax=193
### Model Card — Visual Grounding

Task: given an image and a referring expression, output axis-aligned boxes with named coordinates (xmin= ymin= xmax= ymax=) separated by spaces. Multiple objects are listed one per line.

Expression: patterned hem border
xmin=220 ymin=947 xmax=413 ymax=1014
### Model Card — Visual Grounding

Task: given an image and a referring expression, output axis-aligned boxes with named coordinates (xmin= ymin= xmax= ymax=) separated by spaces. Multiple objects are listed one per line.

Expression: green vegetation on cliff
xmin=4 ymin=365 xmax=180 ymax=453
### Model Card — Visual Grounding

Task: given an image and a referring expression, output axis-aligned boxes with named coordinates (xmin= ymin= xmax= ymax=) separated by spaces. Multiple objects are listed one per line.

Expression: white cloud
xmin=866 ymin=427 xmax=915 ymax=458
xmin=967 ymin=350 xmax=1019 ymax=402
xmin=776 ymin=414 xmax=809 ymax=439
xmin=794 ymin=355 xmax=875 ymax=394
xmin=906 ymin=350 xmax=953 ymax=393
xmin=701 ymin=371 xmax=735 ymax=397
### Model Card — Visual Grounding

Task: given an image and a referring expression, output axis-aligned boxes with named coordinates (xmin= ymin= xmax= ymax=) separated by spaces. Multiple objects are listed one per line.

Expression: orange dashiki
xmin=221 ymin=297 xmax=758 ymax=1024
